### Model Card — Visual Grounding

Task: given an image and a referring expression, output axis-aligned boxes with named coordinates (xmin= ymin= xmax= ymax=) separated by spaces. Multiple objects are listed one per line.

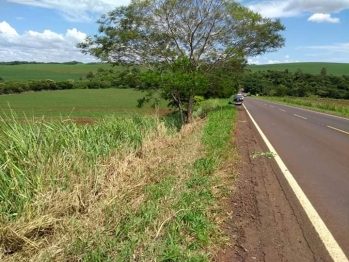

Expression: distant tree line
xmin=0 ymin=67 xmax=143 ymax=95
xmin=241 ymin=68 xmax=349 ymax=99
xmin=0 ymin=66 xmax=240 ymax=98
xmin=1 ymin=66 xmax=349 ymax=99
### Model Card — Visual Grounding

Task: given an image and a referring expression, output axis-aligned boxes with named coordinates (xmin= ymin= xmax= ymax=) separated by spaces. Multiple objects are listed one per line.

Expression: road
xmin=243 ymin=97 xmax=349 ymax=259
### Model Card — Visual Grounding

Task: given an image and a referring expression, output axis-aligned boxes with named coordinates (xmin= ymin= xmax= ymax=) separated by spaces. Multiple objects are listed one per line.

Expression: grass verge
xmin=255 ymin=96 xmax=349 ymax=118
xmin=0 ymin=101 xmax=237 ymax=261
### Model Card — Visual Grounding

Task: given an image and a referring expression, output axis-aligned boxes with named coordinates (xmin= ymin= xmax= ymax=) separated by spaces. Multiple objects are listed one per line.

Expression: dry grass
xmin=1 ymin=103 xmax=238 ymax=261
xmin=0 ymin=119 xmax=210 ymax=261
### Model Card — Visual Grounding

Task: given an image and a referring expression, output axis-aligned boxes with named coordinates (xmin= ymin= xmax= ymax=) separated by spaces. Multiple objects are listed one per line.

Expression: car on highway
xmin=232 ymin=94 xmax=244 ymax=106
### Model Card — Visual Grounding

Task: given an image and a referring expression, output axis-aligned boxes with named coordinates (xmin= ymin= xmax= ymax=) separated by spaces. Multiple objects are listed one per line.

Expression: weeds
xmin=0 ymin=101 xmax=238 ymax=261
xmin=250 ymin=151 xmax=276 ymax=159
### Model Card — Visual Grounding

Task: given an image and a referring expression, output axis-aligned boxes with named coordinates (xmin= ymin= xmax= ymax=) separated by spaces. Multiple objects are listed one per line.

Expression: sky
xmin=0 ymin=0 xmax=348 ymax=64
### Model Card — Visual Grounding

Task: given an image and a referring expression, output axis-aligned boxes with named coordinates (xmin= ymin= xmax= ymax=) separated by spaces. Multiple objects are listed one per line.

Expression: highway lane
xmin=243 ymin=97 xmax=349 ymax=259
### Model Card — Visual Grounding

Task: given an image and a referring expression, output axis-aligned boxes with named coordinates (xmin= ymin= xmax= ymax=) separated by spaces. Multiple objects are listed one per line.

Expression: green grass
xmin=0 ymin=115 xmax=159 ymax=220
xmin=255 ymin=96 xmax=349 ymax=117
xmin=0 ymin=88 xmax=169 ymax=118
xmin=247 ymin=62 xmax=349 ymax=76
xmin=0 ymin=63 xmax=113 ymax=81
xmin=0 ymin=99 xmax=238 ymax=261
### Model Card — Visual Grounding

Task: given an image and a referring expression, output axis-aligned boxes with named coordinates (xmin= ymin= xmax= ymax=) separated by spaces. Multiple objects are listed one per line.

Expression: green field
xmin=1 ymin=62 xmax=349 ymax=82
xmin=0 ymin=88 xmax=168 ymax=119
xmin=247 ymin=62 xmax=349 ymax=76
xmin=0 ymin=63 xmax=113 ymax=81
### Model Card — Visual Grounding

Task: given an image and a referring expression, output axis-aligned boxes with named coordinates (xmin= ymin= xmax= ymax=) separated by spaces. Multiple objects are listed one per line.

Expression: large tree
xmin=78 ymin=0 xmax=285 ymax=124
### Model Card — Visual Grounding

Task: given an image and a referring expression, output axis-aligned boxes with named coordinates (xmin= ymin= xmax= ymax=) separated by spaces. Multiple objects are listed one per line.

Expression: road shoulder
xmin=216 ymin=108 xmax=329 ymax=262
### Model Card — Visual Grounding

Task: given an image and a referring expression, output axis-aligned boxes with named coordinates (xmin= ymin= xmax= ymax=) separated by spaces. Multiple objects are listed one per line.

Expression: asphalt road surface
xmin=243 ymin=97 xmax=349 ymax=259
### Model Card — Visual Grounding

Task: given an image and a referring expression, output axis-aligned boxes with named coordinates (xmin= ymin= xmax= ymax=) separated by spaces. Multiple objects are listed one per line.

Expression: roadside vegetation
xmin=0 ymin=99 xmax=238 ymax=261
xmin=254 ymin=96 xmax=349 ymax=118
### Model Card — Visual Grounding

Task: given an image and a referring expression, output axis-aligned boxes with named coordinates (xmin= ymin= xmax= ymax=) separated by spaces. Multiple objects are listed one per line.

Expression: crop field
xmin=0 ymin=88 xmax=169 ymax=120
xmin=247 ymin=62 xmax=349 ymax=76
xmin=0 ymin=63 xmax=113 ymax=81
xmin=2 ymin=62 xmax=349 ymax=82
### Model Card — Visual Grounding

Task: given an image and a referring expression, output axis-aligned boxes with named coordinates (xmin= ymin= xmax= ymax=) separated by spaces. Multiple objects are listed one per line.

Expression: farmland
xmin=0 ymin=88 xmax=168 ymax=119
xmin=247 ymin=62 xmax=349 ymax=76
xmin=0 ymin=63 xmax=112 ymax=81
xmin=1 ymin=62 xmax=349 ymax=82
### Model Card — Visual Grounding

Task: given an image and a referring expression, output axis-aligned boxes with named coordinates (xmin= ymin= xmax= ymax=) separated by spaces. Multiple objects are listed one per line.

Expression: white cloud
xmin=299 ymin=42 xmax=349 ymax=62
xmin=246 ymin=0 xmax=349 ymax=18
xmin=308 ymin=13 xmax=340 ymax=23
xmin=302 ymin=43 xmax=349 ymax=53
xmin=268 ymin=59 xmax=281 ymax=64
xmin=0 ymin=21 xmax=98 ymax=62
xmin=284 ymin=0 xmax=349 ymax=13
xmin=247 ymin=1 xmax=300 ymax=18
xmin=7 ymin=0 xmax=131 ymax=22
xmin=248 ymin=58 xmax=261 ymax=64
xmin=248 ymin=55 xmax=298 ymax=64
xmin=0 ymin=21 xmax=18 ymax=36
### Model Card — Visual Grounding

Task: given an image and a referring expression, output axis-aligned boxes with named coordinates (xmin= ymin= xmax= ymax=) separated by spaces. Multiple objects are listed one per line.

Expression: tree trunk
xmin=179 ymin=103 xmax=185 ymax=125
xmin=186 ymin=94 xmax=194 ymax=124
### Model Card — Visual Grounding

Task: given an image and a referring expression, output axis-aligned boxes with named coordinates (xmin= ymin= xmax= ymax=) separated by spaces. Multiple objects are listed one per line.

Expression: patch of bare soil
xmin=216 ymin=108 xmax=319 ymax=262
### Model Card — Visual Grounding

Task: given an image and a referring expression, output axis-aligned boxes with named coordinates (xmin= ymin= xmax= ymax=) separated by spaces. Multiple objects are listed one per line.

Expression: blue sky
xmin=0 ymin=0 xmax=348 ymax=64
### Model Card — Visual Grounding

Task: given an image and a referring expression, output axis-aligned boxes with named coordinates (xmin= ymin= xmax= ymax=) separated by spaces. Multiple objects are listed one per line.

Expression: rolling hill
xmin=247 ymin=62 xmax=349 ymax=76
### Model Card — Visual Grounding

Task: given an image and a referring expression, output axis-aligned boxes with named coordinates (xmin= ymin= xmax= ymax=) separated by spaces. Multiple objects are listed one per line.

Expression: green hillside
xmin=0 ymin=63 xmax=113 ymax=81
xmin=1 ymin=62 xmax=348 ymax=82
xmin=247 ymin=62 xmax=349 ymax=76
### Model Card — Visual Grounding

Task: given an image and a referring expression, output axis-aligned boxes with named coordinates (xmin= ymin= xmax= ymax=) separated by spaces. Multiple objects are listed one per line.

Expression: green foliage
xmin=241 ymin=70 xmax=349 ymax=99
xmin=137 ymin=57 xmax=211 ymax=124
xmin=78 ymin=0 xmax=285 ymax=124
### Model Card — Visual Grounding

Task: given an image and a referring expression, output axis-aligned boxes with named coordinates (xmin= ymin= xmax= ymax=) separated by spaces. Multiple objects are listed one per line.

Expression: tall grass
xmin=0 ymin=101 xmax=238 ymax=261
xmin=0 ymin=114 xmax=159 ymax=221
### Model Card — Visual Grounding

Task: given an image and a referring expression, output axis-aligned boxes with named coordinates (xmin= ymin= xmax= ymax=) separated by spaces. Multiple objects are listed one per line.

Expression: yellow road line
xmin=294 ymin=114 xmax=307 ymax=120
xmin=327 ymin=126 xmax=349 ymax=135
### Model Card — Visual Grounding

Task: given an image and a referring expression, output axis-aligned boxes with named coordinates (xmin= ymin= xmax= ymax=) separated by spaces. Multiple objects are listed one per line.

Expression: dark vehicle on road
xmin=232 ymin=94 xmax=244 ymax=106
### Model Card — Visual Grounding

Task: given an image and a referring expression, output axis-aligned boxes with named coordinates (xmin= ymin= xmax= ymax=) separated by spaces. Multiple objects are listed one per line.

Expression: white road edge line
xmin=243 ymin=104 xmax=348 ymax=262
xmin=256 ymin=99 xmax=349 ymax=121
xmin=327 ymin=126 xmax=349 ymax=135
